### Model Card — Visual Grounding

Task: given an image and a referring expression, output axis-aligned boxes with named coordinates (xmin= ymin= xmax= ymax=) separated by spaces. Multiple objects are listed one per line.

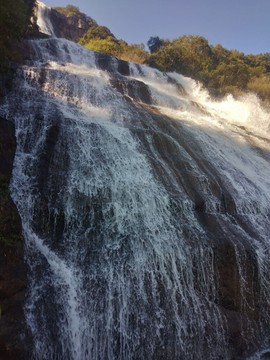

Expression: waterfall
xmin=1 ymin=2 xmax=270 ymax=359
xmin=36 ymin=1 xmax=55 ymax=37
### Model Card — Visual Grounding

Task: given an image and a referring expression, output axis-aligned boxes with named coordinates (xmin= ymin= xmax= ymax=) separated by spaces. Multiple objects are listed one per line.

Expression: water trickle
xmin=36 ymin=1 xmax=56 ymax=37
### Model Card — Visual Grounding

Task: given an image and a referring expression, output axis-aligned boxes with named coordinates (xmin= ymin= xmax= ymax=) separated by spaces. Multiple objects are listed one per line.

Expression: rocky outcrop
xmin=49 ymin=8 xmax=94 ymax=42
xmin=0 ymin=117 xmax=28 ymax=359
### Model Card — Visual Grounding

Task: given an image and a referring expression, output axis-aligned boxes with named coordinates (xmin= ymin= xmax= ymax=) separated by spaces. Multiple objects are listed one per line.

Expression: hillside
xmin=48 ymin=5 xmax=270 ymax=103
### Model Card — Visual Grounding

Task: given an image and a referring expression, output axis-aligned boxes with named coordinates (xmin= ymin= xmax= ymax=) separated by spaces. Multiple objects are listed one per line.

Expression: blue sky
xmin=45 ymin=0 xmax=269 ymax=55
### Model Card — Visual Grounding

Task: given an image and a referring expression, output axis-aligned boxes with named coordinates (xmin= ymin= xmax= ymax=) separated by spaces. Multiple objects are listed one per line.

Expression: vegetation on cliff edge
xmin=0 ymin=0 xmax=36 ymax=73
xmin=51 ymin=5 xmax=270 ymax=102
xmin=79 ymin=24 xmax=149 ymax=64
xmin=1 ymin=2 xmax=269 ymax=102
xmin=146 ymin=35 xmax=270 ymax=100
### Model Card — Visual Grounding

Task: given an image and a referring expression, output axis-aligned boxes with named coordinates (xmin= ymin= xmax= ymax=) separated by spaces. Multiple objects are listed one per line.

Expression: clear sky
xmin=45 ymin=0 xmax=269 ymax=55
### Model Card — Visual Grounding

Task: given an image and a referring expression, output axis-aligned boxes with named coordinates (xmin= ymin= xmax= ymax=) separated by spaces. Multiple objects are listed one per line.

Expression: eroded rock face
xmin=0 ymin=119 xmax=16 ymax=175
xmin=49 ymin=8 xmax=92 ymax=42
xmin=0 ymin=118 xmax=28 ymax=359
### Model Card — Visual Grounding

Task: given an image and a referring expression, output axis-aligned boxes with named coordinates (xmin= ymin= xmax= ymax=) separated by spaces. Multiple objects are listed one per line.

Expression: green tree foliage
xmin=147 ymin=36 xmax=214 ymax=85
xmin=84 ymin=38 xmax=123 ymax=57
xmin=120 ymin=43 xmax=149 ymax=63
xmin=80 ymin=25 xmax=122 ymax=57
xmin=80 ymin=23 xmax=270 ymax=98
xmin=147 ymin=35 xmax=270 ymax=99
xmin=208 ymin=61 xmax=250 ymax=93
xmin=147 ymin=36 xmax=164 ymax=53
xmin=80 ymin=25 xmax=115 ymax=44
xmin=0 ymin=0 xmax=36 ymax=72
xmin=79 ymin=25 xmax=148 ymax=63
xmin=248 ymin=74 xmax=270 ymax=102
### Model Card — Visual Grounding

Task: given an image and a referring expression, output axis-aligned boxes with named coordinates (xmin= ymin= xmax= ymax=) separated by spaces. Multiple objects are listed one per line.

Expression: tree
xmin=147 ymin=36 xmax=164 ymax=53
xmin=79 ymin=25 xmax=116 ymax=46
xmin=209 ymin=61 xmax=250 ymax=95
xmin=119 ymin=44 xmax=149 ymax=64
xmin=147 ymin=35 xmax=214 ymax=85
xmin=84 ymin=38 xmax=122 ymax=57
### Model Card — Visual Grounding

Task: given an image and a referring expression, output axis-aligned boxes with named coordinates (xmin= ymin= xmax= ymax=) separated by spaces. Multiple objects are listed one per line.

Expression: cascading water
xmin=1 ymin=2 xmax=270 ymax=359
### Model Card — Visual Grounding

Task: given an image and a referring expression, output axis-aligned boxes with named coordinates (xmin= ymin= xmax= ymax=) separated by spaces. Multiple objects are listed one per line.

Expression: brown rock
xmin=50 ymin=8 xmax=93 ymax=42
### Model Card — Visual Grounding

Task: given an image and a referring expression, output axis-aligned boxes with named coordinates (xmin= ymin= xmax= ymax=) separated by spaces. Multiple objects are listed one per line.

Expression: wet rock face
xmin=213 ymin=239 xmax=261 ymax=357
xmin=0 ymin=118 xmax=16 ymax=176
xmin=0 ymin=117 xmax=28 ymax=359
xmin=131 ymin=108 xmax=269 ymax=358
xmin=49 ymin=9 xmax=91 ymax=42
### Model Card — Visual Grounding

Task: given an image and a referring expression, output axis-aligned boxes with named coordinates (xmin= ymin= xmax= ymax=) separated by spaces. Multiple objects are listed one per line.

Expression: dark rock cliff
xmin=0 ymin=117 xmax=28 ymax=359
